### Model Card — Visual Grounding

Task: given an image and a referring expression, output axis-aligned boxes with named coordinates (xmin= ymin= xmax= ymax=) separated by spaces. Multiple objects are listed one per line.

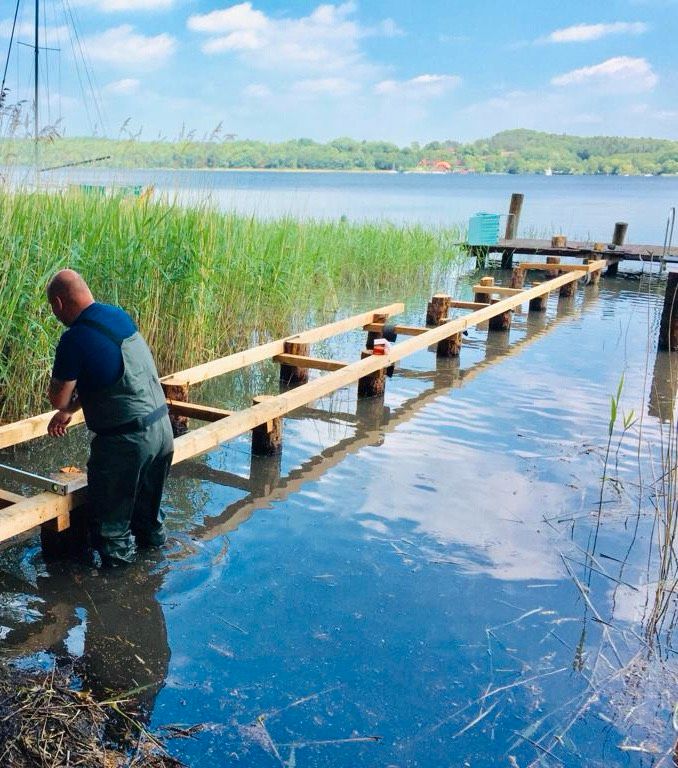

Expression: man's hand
xmin=48 ymin=410 xmax=73 ymax=438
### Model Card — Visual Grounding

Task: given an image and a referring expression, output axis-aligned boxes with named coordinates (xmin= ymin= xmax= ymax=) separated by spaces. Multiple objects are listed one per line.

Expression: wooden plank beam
xmin=0 ymin=488 xmax=27 ymax=510
xmin=471 ymin=285 xmax=523 ymax=296
xmin=168 ymin=401 xmax=234 ymax=422
xmin=363 ymin=323 xmax=429 ymax=336
xmin=273 ymin=354 xmax=348 ymax=372
xmin=449 ymin=300 xmax=491 ymax=310
xmin=162 ymin=302 xmax=404 ymax=387
xmin=518 ymin=260 xmax=607 ymax=273
xmin=0 ymin=410 xmax=85 ymax=451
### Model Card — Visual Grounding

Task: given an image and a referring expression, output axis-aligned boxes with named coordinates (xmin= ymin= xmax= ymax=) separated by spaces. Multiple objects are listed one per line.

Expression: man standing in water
xmin=46 ymin=269 xmax=174 ymax=567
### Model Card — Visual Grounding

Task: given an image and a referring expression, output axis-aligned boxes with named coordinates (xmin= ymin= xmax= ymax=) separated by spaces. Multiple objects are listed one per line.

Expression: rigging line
xmin=58 ymin=0 xmax=94 ymax=132
xmin=43 ymin=0 xmax=51 ymax=126
xmin=1 ymin=0 xmax=23 ymax=106
xmin=61 ymin=0 xmax=107 ymax=135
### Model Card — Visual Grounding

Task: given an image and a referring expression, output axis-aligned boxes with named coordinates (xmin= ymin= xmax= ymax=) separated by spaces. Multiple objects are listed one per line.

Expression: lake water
xmin=38 ymin=167 xmax=678 ymax=245
xmin=1 ymin=266 xmax=677 ymax=766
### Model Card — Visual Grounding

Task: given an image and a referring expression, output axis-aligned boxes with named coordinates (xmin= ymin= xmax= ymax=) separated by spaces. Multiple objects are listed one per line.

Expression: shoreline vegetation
xmin=1 ymin=129 xmax=677 ymax=176
xmin=0 ymin=189 xmax=462 ymax=420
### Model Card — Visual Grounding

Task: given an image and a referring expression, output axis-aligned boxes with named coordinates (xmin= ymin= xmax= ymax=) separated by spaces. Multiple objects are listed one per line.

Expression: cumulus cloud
xmin=0 ymin=20 xmax=69 ymax=45
xmin=243 ymin=83 xmax=272 ymax=98
xmin=70 ymin=0 xmax=174 ymax=10
xmin=543 ymin=21 xmax=648 ymax=43
xmin=187 ymin=1 xmax=391 ymax=79
xmin=82 ymin=25 xmax=176 ymax=68
xmin=104 ymin=78 xmax=140 ymax=94
xmin=551 ymin=56 xmax=658 ymax=91
xmin=374 ymin=74 xmax=461 ymax=97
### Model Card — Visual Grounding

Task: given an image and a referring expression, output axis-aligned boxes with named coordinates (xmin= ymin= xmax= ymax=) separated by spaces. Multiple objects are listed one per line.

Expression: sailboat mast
xmin=34 ymin=0 xmax=39 ymax=176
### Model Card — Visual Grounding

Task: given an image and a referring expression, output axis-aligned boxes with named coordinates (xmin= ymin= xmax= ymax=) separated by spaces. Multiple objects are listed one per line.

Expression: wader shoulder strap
xmin=77 ymin=316 xmax=127 ymax=346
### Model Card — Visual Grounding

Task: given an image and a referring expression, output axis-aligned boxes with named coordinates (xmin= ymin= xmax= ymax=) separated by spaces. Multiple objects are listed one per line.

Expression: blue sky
xmin=2 ymin=0 xmax=677 ymax=142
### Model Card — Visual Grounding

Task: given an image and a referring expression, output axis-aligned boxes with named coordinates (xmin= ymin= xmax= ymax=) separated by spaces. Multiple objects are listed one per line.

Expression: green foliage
xmin=0 ymin=189 xmax=462 ymax=419
xmin=1 ymin=129 xmax=677 ymax=175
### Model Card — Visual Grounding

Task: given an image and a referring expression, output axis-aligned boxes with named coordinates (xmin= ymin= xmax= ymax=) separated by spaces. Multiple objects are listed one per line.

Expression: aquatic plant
xmin=0 ymin=188 xmax=463 ymax=419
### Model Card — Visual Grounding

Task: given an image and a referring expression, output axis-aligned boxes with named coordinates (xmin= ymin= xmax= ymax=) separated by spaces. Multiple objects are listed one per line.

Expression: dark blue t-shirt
xmin=52 ymin=303 xmax=137 ymax=394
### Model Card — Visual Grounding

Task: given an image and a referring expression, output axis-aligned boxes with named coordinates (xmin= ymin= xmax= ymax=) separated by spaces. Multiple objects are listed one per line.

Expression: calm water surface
xmin=38 ymin=168 xmax=678 ymax=244
xmin=0 ymin=270 xmax=676 ymax=766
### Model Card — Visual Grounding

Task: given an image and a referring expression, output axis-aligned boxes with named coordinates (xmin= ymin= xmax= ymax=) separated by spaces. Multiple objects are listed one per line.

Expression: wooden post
xmin=251 ymin=395 xmax=283 ymax=455
xmin=606 ymin=259 xmax=620 ymax=277
xmin=502 ymin=193 xmax=524 ymax=269
xmin=474 ymin=276 xmax=495 ymax=304
xmin=584 ymin=257 xmax=601 ymax=285
xmin=528 ymin=282 xmax=548 ymax=312
xmin=612 ymin=222 xmax=628 ymax=247
xmin=510 ymin=267 xmax=525 ymax=289
xmin=279 ymin=340 xmax=310 ymax=386
xmin=426 ymin=294 xmax=460 ymax=357
xmin=163 ymin=382 xmax=189 ymax=437
xmin=505 ymin=193 xmax=524 ymax=240
xmin=659 ymin=272 xmax=678 ymax=351
xmin=358 ymin=350 xmax=386 ymax=398
xmin=545 ymin=255 xmax=560 ymax=280
xmin=488 ymin=299 xmax=512 ymax=331
xmin=559 ymin=276 xmax=577 ymax=299
xmin=367 ymin=313 xmax=387 ymax=349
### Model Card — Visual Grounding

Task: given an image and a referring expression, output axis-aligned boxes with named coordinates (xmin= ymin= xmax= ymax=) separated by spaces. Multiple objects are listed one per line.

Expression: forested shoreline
xmin=1 ymin=129 xmax=677 ymax=175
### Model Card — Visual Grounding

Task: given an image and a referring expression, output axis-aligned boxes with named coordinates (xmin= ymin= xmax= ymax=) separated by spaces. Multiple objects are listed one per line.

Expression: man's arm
xmin=47 ymin=378 xmax=80 ymax=438
xmin=48 ymin=378 xmax=78 ymax=411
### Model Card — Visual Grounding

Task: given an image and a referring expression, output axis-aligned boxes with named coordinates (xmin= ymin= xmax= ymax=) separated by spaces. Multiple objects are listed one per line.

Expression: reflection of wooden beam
xmin=162 ymin=302 xmax=404 ymax=387
xmin=273 ymin=354 xmax=348 ymax=372
xmin=172 ymin=463 xmax=251 ymax=492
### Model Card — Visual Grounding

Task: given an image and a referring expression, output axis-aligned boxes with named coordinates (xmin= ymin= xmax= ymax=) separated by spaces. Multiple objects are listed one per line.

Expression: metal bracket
xmin=0 ymin=464 xmax=86 ymax=496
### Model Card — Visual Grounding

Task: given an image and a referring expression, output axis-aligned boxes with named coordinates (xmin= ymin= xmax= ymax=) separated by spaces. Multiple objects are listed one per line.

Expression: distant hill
xmin=1 ymin=129 xmax=677 ymax=175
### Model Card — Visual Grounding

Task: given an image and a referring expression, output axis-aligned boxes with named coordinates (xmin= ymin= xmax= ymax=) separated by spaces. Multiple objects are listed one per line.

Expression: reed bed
xmin=0 ymin=188 xmax=463 ymax=420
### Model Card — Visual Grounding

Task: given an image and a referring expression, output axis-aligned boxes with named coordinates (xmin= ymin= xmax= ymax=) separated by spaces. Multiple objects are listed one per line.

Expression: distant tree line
xmin=1 ymin=129 xmax=677 ymax=175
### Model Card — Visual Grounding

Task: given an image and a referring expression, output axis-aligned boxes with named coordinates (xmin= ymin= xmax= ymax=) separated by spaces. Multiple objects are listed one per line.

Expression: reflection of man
xmin=46 ymin=269 xmax=174 ymax=567
xmin=0 ymin=560 xmax=170 ymax=718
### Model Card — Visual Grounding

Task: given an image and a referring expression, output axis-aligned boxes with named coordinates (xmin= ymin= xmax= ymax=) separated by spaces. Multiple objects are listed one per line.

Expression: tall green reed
xmin=0 ymin=188 xmax=463 ymax=420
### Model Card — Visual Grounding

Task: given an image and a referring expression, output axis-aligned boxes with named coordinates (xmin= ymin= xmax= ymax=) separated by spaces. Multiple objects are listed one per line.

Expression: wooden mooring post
xmin=426 ymin=293 xmax=461 ymax=357
xmin=488 ymin=299 xmax=512 ymax=331
xmin=251 ymin=396 xmax=283 ymax=455
xmin=529 ymin=282 xmax=548 ymax=312
xmin=501 ymin=193 xmax=524 ymax=269
xmin=280 ymin=340 xmax=310 ymax=386
xmin=358 ymin=350 xmax=386 ymax=397
xmin=606 ymin=222 xmax=628 ymax=277
xmin=659 ymin=271 xmax=678 ymax=351
xmin=163 ymin=382 xmax=190 ymax=437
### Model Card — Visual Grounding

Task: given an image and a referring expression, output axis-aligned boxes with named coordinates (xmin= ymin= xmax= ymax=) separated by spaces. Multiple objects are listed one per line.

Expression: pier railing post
xmin=659 ymin=270 xmax=678 ymax=351
xmin=251 ymin=395 xmax=283 ymax=455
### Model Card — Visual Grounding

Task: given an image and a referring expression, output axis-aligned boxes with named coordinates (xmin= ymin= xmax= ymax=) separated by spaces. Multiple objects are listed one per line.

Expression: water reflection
xmin=0 ymin=560 xmax=169 ymax=719
xmin=649 ymin=350 xmax=678 ymax=422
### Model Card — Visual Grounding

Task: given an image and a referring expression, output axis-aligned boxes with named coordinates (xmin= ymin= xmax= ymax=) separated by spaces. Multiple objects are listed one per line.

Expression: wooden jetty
xmin=0 ymin=260 xmax=607 ymax=552
xmin=473 ymin=192 xmax=677 ymax=273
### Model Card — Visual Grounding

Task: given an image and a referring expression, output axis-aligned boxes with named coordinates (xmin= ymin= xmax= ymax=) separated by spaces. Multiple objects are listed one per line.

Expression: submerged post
xmin=474 ymin=276 xmax=495 ymax=304
xmin=358 ymin=350 xmax=386 ymax=398
xmin=546 ymin=256 xmax=560 ymax=279
xmin=488 ymin=299 xmax=512 ymax=331
xmin=659 ymin=271 xmax=678 ymax=351
xmin=528 ymin=281 xmax=548 ymax=312
xmin=584 ymin=257 xmax=601 ymax=286
xmin=426 ymin=293 xmax=460 ymax=357
xmin=510 ymin=266 xmax=525 ymax=289
xmin=251 ymin=395 xmax=283 ymax=455
xmin=163 ymin=382 xmax=189 ymax=437
xmin=279 ymin=340 xmax=310 ymax=386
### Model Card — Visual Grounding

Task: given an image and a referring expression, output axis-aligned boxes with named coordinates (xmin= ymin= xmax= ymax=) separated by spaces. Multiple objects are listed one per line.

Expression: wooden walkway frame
xmin=0 ymin=261 xmax=606 ymax=546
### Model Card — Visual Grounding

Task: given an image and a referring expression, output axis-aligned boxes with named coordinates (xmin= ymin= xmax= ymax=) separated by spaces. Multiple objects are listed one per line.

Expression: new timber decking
xmin=0 ymin=261 xmax=607 ymax=550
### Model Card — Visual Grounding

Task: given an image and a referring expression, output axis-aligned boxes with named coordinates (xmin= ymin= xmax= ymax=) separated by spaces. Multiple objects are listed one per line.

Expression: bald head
xmin=47 ymin=269 xmax=95 ymax=326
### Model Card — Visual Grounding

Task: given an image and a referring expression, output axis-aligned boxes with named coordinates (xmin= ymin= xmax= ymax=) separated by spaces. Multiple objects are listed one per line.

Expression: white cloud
xmin=292 ymin=77 xmax=359 ymax=96
xmin=0 ymin=20 xmax=69 ymax=45
xmin=543 ymin=21 xmax=648 ymax=43
xmin=551 ymin=56 xmax=658 ymax=91
xmin=243 ymin=83 xmax=271 ymax=98
xmin=187 ymin=1 xmax=390 ymax=79
xmin=82 ymin=25 xmax=176 ymax=68
xmin=374 ymin=74 xmax=461 ymax=97
xmin=104 ymin=78 xmax=140 ymax=94
xmin=70 ymin=0 xmax=174 ymax=11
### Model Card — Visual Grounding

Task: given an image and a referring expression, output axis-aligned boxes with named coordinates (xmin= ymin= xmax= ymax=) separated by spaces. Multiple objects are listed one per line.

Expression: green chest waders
xmin=77 ymin=317 xmax=174 ymax=566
